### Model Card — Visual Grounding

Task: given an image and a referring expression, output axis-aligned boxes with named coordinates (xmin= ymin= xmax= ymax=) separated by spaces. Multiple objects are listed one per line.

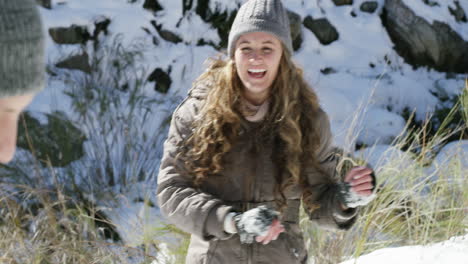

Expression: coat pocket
xmin=205 ymin=240 xmax=219 ymax=264
xmin=283 ymin=227 xmax=308 ymax=263
xmin=186 ymin=237 xmax=219 ymax=264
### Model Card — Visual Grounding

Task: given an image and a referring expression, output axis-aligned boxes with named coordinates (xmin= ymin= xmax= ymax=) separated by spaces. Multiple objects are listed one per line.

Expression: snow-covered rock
xmin=383 ymin=0 xmax=468 ymax=73
xmin=354 ymin=144 xmax=414 ymax=172
xmin=425 ymin=140 xmax=468 ymax=180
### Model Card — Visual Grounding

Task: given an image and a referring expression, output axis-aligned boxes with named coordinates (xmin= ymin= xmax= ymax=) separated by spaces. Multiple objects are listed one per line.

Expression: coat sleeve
xmin=302 ymin=109 xmax=358 ymax=230
xmin=156 ymin=98 xmax=234 ymax=241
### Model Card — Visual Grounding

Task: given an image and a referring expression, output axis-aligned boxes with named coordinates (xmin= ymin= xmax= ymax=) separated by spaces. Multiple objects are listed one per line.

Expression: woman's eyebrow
xmin=239 ymin=40 xmax=275 ymax=45
xmin=0 ymin=108 xmax=17 ymax=113
xmin=0 ymin=104 xmax=18 ymax=113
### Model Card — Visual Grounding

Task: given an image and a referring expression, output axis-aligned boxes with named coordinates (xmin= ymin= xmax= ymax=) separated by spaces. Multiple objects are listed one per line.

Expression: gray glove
xmin=337 ymin=172 xmax=377 ymax=208
xmin=233 ymin=205 xmax=279 ymax=244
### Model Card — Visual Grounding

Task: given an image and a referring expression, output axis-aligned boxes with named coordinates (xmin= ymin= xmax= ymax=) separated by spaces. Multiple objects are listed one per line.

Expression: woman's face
xmin=0 ymin=93 xmax=34 ymax=164
xmin=234 ymin=32 xmax=283 ymax=105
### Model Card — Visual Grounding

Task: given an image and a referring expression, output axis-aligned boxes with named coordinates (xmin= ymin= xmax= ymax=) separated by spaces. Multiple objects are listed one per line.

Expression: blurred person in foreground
xmin=0 ymin=0 xmax=45 ymax=164
xmin=157 ymin=0 xmax=377 ymax=263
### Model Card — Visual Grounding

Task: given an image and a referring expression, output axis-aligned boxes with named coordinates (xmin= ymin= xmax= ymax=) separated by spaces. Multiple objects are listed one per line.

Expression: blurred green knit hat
xmin=0 ymin=0 xmax=45 ymax=98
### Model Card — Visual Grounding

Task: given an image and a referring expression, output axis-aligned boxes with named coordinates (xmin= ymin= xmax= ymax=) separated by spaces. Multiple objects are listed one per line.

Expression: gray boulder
xmin=49 ymin=25 xmax=91 ymax=45
xmin=92 ymin=17 xmax=112 ymax=40
xmin=303 ymin=16 xmax=339 ymax=45
xmin=143 ymin=0 xmax=163 ymax=13
xmin=332 ymin=0 xmax=353 ymax=6
xmin=448 ymin=1 xmax=467 ymax=23
xmin=360 ymin=1 xmax=379 ymax=14
xmin=55 ymin=52 xmax=92 ymax=74
xmin=287 ymin=10 xmax=303 ymax=51
xmin=36 ymin=0 xmax=51 ymax=9
xmin=422 ymin=0 xmax=439 ymax=7
xmin=383 ymin=0 xmax=468 ymax=73
xmin=148 ymin=67 xmax=172 ymax=94
xmin=17 ymin=111 xmax=86 ymax=167
xmin=150 ymin=21 xmax=183 ymax=44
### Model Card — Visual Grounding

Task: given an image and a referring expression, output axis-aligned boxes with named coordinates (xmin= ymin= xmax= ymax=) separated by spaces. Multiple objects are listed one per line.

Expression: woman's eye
xmin=262 ymin=48 xmax=272 ymax=54
xmin=241 ymin=47 xmax=252 ymax=53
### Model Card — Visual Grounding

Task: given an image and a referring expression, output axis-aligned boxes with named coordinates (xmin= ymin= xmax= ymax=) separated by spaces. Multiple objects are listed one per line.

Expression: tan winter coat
xmin=157 ymin=84 xmax=358 ymax=264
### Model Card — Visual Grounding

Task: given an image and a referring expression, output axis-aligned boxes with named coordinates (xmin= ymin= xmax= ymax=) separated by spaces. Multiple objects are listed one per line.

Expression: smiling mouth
xmin=248 ymin=69 xmax=267 ymax=78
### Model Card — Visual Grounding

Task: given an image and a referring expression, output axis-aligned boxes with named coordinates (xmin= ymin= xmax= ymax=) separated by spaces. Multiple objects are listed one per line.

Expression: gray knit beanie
xmin=227 ymin=0 xmax=292 ymax=58
xmin=0 ymin=0 xmax=45 ymax=98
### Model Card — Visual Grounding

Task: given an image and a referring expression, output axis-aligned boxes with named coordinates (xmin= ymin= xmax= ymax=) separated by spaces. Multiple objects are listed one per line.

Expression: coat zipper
xmin=247 ymin=244 xmax=253 ymax=264
xmin=247 ymin=143 xmax=264 ymax=264
xmin=245 ymin=202 xmax=254 ymax=264
xmin=245 ymin=126 xmax=262 ymax=264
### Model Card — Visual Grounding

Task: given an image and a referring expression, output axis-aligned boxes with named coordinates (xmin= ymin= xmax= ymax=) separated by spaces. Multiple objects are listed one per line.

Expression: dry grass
xmin=0 ymin=183 xmax=162 ymax=264
xmin=301 ymin=80 xmax=468 ymax=264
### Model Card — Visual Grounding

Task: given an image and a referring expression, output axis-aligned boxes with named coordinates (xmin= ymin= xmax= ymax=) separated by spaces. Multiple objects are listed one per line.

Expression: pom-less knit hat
xmin=227 ymin=0 xmax=292 ymax=58
xmin=0 ymin=0 xmax=45 ymax=98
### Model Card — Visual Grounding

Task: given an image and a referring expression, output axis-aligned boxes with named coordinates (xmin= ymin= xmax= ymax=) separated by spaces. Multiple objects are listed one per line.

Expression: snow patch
xmin=340 ymin=235 xmax=468 ymax=264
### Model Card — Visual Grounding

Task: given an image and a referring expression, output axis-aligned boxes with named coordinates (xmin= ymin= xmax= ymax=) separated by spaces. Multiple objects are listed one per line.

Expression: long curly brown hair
xmin=184 ymin=48 xmax=323 ymax=207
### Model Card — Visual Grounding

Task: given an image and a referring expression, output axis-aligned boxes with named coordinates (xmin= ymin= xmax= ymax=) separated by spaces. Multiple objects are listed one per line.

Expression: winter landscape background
xmin=0 ymin=0 xmax=467 ymax=263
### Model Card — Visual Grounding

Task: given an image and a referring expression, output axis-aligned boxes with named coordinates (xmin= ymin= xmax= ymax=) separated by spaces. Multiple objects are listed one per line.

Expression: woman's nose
xmin=249 ymin=51 xmax=263 ymax=63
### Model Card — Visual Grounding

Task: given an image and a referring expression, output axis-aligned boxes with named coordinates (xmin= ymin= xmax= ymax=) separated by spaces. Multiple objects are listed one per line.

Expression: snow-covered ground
xmin=340 ymin=235 xmax=468 ymax=264
xmin=16 ymin=0 xmax=468 ymax=263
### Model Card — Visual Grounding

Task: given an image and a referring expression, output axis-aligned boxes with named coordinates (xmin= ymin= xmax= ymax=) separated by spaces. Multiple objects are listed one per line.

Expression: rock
xmin=55 ymin=52 xmax=92 ymax=74
xmin=49 ymin=25 xmax=91 ymax=45
xmin=195 ymin=0 xmax=238 ymax=49
xmin=382 ymin=0 xmax=468 ymax=73
xmin=148 ymin=68 xmax=172 ymax=93
xmin=303 ymin=16 xmax=339 ymax=45
xmin=287 ymin=10 xmax=303 ymax=51
xmin=422 ymin=0 xmax=439 ymax=7
xmin=158 ymin=28 xmax=183 ymax=44
xmin=17 ymin=111 xmax=86 ymax=167
xmin=321 ymin=67 xmax=337 ymax=75
xmin=196 ymin=38 xmax=217 ymax=48
xmin=93 ymin=17 xmax=112 ymax=40
xmin=448 ymin=1 xmax=467 ymax=23
xmin=360 ymin=1 xmax=379 ymax=14
xmin=150 ymin=20 xmax=183 ymax=44
xmin=143 ymin=0 xmax=163 ymax=12
xmin=183 ymin=0 xmax=196 ymax=15
xmin=35 ymin=0 xmax=51 ymax=9
xmin=331 ymin=0 xmax=353 ymax=6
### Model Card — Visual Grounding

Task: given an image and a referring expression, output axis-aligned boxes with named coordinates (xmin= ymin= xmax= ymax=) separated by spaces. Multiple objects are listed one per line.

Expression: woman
xmin=157 ymin=0 xmax=376 ymax=263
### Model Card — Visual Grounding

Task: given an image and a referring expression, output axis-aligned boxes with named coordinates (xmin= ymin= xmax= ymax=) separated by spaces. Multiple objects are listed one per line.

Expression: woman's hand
xmin=338 ymin=166 xmax=377 ymax=208
xmin=344 ymin=166 xmax=374 ymax=196
xmin=234 ymin=205 xmax=285 ymax=244
xmin=255 ymin=218 xmax=285 ymax=245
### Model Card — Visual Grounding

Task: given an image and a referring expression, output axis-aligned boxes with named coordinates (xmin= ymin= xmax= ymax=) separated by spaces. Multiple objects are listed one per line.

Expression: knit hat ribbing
xmin=0 ymin=0 xmax=45 ymax=98
xmin=227 ymin=0 xmax=292 ymax=57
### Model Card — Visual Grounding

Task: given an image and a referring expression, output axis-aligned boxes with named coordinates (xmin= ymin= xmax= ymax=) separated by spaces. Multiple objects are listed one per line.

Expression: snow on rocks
xmin=383 ymin=0 xmax=468 ymax=73
xmin=404 ymin=0 xmax=468 ymax=41
xmin=425 ymin=140 xmax=468 ymax=181
xmin=354 ymin=144 xmax=414 ymax=172
xmin=431 ymin=140 xmax=468 ymax=169
xmin=357 ymin=107 xmax=406 ymax=145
